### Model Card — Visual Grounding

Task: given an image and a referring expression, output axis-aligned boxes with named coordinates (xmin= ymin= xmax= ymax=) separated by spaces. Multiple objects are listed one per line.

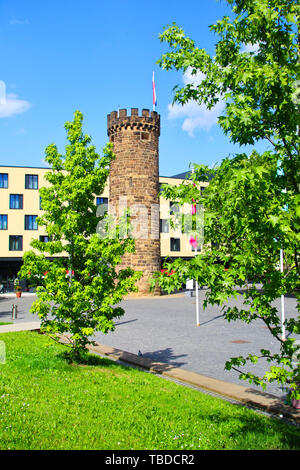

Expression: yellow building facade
xmin=0 ymin=165 xmax=208 ymax=279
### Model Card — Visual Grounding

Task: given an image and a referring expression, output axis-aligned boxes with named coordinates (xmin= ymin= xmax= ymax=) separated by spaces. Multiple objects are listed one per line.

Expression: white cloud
xmin=182 ymin=68 xmax=206 ymax=87
xmin=168 ymin=100 xmax=224 ymax=135
xmin=0 ymin=93 xmax=31 ymax=118
xmin=12 ymin=127 xmax=26 ymax=136
xmin=241 ymin=43 xmax=259 ymax=54
xmin=167 ymin=67 xmax=224 ymax=136
xmin=9 ymin=19 xmax=29 ymax=25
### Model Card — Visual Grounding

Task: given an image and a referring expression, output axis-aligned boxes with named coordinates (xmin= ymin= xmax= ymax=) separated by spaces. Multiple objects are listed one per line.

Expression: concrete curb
xmin=0 ymin=322 xmax=299 ymax=424
xmin=87 ymin=342 xmax=300 ymax=424
xmin=123 ymin=293 xmax=186 ymax=300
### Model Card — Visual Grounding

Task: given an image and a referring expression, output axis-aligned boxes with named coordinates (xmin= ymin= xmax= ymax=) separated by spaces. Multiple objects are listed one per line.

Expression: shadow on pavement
xmin=198 ymin=314 xmax=224 ymax=327
xmin=0 ymin=311 xmax=13 ymax=318
xmin=115 ymin=319 xmax=138 ymax=326
xmin=142 ymin=347 xmax=188 ymax=368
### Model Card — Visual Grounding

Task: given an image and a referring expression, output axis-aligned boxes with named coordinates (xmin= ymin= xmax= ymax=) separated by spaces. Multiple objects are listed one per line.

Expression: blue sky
xmin=0 ymin=0 xmax=269 ymax=176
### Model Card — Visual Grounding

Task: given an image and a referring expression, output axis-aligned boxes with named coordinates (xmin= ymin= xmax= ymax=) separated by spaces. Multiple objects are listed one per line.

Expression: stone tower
xmin=107 ymin=108 xmax=161 ymax=295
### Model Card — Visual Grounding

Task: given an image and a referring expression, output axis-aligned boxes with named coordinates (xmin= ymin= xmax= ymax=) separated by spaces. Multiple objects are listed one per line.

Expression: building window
xmin=39 ymin=235 xmax=52 ymax=243
xmin=191 ymin=242 xmax=202 ymax=252
xmin=96 ymin=197 xmax=108 ymax=206
xmin=160 ymin=219 xmax=169 ymax=233
xmin=0 ymin=215 xmax=8 ymax=230
xmin=159 ymin=183 xmax=169 ymax=195
xmin=25 ymin=215 xmax=38 ymax=230
xmin=170 ymin=201 xmax=180 ymax=215
xmin=0 ymin=173 xmax=8 ymax=188
xmin=25 ymin=174 xmax=38 ymax=189
xmin=9 ymin=235 xmax=23 ymax=251
xmin=170 ymin=238 xmax=180 ymax=252
xmin=39 ymin=196 xmax=43 ymax=210
xmin=10 ymin=194 xmax=23 ymax=209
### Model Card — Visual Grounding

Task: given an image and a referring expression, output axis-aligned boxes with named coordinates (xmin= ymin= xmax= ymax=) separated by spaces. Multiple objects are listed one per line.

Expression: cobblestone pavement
xmin=1 ymin=289 xmax=298 ymax=398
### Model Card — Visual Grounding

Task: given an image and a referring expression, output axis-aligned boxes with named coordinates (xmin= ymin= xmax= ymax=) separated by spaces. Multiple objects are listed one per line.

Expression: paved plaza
xmin=0 ymin=289 xmax=299 ymax=398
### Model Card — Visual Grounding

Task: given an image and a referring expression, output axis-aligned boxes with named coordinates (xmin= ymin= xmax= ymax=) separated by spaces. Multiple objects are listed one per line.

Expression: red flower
xmin=161 ymin=268 xmax=175 ymax=276
xmin=189 ymin=236 xmax=197 ymax=249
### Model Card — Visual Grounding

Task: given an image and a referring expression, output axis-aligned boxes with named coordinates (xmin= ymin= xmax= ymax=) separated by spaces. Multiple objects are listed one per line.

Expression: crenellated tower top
xmin=107 ymin=108 xmax=160 ymax=139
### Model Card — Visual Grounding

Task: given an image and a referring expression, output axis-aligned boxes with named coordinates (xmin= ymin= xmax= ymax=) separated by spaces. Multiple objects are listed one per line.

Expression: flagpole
xmin=195 ymin=246 xmax=200 ymax=326
xmin=280 ymin=248 xmax=286 ymax=341
xmin=190 ymin=166 xmax=200 ymax=326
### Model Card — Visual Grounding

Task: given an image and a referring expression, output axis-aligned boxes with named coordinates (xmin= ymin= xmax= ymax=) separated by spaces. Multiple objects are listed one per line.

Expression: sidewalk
xmin=0 ymin=292 xmax=36 ymax=297
xmin=0 ymin=321 xmax=299 ymax=424
xmin=0 ymin=321 xmax=40 ymax=332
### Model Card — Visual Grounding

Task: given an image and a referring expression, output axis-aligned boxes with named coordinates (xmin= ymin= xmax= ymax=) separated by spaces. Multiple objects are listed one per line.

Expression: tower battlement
xmin=107 ymin=108 xmax=160 ymax=137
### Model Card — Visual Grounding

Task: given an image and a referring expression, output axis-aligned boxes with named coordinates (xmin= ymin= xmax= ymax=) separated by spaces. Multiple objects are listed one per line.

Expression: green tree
xmin=19 ymin=111 xmax=141 ymax=361
xmin=152 ymin=0 xmax=300 ymax=398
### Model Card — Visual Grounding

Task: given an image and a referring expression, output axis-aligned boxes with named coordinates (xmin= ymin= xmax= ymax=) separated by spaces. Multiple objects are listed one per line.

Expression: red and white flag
xmin=152 ymin=71 xmax=157 ymax=110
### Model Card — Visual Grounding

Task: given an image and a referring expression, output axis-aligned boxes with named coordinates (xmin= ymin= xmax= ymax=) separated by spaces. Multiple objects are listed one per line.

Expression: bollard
xmin=11 ymin=304 xmax=18 ymax=319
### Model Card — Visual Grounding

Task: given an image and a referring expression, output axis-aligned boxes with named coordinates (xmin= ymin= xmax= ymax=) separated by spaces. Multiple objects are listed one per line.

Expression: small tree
xmin=19 ymin=111 xmax=142 ymax=361
xmin=152 ymin=0 xmax=300 ymax=398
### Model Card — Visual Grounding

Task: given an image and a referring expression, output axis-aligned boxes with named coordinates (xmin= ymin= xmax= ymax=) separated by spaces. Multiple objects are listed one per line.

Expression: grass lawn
xmin=0 ymin=331 xmax=299 ymax=450
xmin=0 ymin=323 xmax=12 ymax=326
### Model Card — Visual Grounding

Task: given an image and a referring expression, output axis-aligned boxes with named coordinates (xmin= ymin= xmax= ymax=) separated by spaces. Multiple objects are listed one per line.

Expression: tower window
xmin=141 ymin=132 xmax=150 ymax=141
